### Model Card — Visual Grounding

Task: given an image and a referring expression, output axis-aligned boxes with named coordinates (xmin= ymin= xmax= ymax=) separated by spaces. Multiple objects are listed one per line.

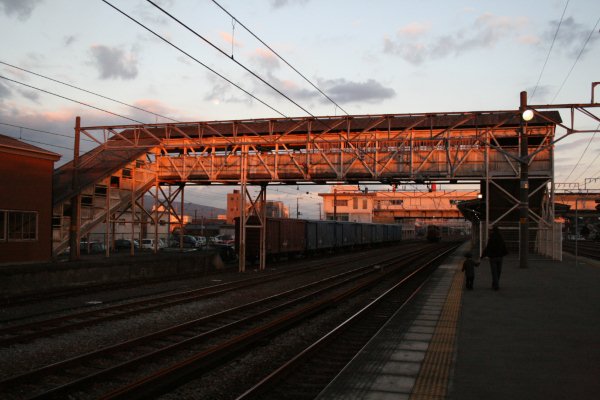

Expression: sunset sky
xmin=1 ymin=0 xmax=599 ymax=218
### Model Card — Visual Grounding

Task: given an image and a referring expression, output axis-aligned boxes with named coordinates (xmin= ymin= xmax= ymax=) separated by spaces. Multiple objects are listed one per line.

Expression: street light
xmin=522 ymin=109 xmax=534 ymax=121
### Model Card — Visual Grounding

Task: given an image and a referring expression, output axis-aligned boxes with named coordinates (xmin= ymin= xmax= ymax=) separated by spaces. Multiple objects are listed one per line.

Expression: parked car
xmin=195 ymin=236 xmax=207 ymax=247
xmin=80 ymin=241 xmax=105 ymax=254
xmin=113 ymin=239 xmax=139 ymax=251
xmin=170 ymin=235 xmax=199 ymax=248
xmin=141 ymin=238 xmax=166 ymax=250
xmin=213 ymin=234 xmax=234 ymax=245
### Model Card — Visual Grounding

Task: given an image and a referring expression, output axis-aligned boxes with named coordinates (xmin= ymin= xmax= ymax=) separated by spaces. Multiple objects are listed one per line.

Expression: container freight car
xmin=236 ymin=217 xmax=403 ymax=263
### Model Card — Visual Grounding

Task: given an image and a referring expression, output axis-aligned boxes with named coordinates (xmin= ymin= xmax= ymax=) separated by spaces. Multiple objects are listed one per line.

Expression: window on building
xmin=95 ymin=185 xmax=107 ymax=197
xmin=334 ymin=199 xmax=348 ymax=207
xmin=110 ymin=176 xmax=120 ymax=188
xmin=363 ymin=199 xmax=368 ymax=209
xmin=391 ymin=200 xmax=404 ymax=205
xmin=3 ymin=211 xmax=37 ymax=241
xmin=121 ymin=169 xmax=132 ymax=179
xmin=81 ymin=195 xmax=94 ymax=207
xmin=52 ymin=216 xmax=61 ymax=228
xmin=353 ymin=198 xmax=358 ymax=209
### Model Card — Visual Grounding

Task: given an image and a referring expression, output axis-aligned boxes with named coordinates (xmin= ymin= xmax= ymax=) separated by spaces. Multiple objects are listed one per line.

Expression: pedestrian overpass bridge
xmin=51 ymin=106 xmax=569 ymax=269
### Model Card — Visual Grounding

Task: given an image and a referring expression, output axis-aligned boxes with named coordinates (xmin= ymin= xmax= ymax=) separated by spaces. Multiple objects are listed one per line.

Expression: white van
xmin=141 ymin=238 xmax=164 ymax=249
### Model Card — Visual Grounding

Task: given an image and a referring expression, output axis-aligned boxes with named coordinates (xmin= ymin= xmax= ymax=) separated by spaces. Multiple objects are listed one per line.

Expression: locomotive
xmin=426 ymin=224 xmax=442 ymax=242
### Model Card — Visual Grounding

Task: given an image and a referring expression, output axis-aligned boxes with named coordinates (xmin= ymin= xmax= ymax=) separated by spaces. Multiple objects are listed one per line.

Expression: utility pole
xmin=519 ymin=91 xmax=529 ymax=268
xmin=69 ymin=116 xmax=81 ymax=261
xmin=333 ymin=187 xmax=337 ymax=221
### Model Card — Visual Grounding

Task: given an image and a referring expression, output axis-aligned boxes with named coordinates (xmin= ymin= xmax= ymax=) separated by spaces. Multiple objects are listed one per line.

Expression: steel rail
xmin=95 ymin=244 xmax=455 ymax=399
xmin=236 ymin=244 xmax=458 ymax=399
xmin=0 ymin=248 xmax=390 ymax=346
xmin=6 ymin=245 xmax=429 ymax=399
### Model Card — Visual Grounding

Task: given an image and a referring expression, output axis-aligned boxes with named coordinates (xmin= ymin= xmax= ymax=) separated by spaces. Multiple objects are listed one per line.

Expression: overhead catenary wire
xmin=571 ymin=123 xmax=600 ymax=182
xmin=100 ymin=0 xmax=287 ymax=118
xmin=0 ymin=75 xmax=145 ymax=124
xmin=0 ymin=121 xmax=95 ymax=143
xmin=0 ymin=60 xmax=180 ymax=123
xmin=551 ymin=15 xmax=600 ymax=103
xmin=1 ymin=132 xmax=76 ymax=151
xmin=145 ymin=0 xmax=318 ymax=119
xmin=209 ymin=0 xmax=350 ymax=115
xmin=530 ymin=0 xmax=570 ymax=101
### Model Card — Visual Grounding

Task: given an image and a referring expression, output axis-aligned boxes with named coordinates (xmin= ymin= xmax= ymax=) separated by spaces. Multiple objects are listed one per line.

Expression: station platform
xmin=316 ymin=246 xmax=600 ymax=400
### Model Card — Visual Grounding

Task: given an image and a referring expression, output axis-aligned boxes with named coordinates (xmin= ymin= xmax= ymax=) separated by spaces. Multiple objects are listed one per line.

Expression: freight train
xmin=235 ymin=217 xmax=404 ymax=264
xmin=426 ymin=224 xmax=442 ymax=242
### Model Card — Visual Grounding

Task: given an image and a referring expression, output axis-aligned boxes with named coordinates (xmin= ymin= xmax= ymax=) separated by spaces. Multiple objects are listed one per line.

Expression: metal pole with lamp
xmin=520 ymin=91 xmax=534 ymax=268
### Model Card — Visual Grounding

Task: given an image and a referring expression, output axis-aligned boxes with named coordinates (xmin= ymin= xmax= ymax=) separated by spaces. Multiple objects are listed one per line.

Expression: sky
xmin=0 ymin=0 xmax=599 ymax=218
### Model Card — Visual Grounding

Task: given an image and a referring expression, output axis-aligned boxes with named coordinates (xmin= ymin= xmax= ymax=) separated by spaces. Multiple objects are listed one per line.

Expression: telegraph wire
xmin=551 ymin=15 xmax=600 ymax=103
xmin=145 ymin=0 xmax=318 ymax=119
xmin=0 ymin=121 xmax=95 ymax=143
xmin=2 ymin=132 xmax=75 ymax=151
xmin=209 ymin=0 xmax=350 ymax=115
xmin=0 ymin=75 xmax=145 ymax=124
xmin=564 ymin=130 xmax=596 ymax=182
xmin=100 ymin=0 xmax=287 ymax=118
xmin=530 ymin=0 xmax=570 ymax=101
xmin=0 ymin=60 xmax=180 ymax=123
xmin=571 ymin=123 xmax=600 ymax=182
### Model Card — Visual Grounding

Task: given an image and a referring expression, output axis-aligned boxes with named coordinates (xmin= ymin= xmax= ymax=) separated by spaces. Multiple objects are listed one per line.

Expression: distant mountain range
xmin=143 ymin=195 xmax=225 ymax=219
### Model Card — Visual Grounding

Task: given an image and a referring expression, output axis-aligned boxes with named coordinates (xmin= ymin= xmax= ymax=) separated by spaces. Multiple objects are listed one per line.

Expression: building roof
xmin=0 ymin=133 xmax=61 ymax=161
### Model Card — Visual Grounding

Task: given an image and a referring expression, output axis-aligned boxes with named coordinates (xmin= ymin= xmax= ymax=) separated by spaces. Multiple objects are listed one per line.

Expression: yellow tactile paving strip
xmin=409 ymin=267 xmax=464 ymax=400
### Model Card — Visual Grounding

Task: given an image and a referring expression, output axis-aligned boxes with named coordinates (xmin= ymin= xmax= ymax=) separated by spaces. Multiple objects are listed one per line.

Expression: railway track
xmin=238 ymin=244 xmax=457 ymax=400
xmin=562 ymin=240 xmax=600 ymax=260
xmin=0 ymin=247 xmax=408 ymax=347
xmin=0 ymin=243 xmax=453 ymax=399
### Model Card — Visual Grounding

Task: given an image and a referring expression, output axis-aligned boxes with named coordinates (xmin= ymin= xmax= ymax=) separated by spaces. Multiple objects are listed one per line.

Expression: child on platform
xmin=462 ymin=252 xmax=479 ymax=290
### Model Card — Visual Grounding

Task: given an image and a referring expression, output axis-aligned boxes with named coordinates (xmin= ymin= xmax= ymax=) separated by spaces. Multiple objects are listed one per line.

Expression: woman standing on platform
xmin=482 ymin=225 xmax=508 ymax=290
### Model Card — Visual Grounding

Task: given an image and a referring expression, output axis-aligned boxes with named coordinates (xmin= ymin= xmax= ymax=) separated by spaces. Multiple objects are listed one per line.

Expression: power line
xmin=564 ymin=131 xmax=597 ymax=182
xmin=572 ymin=123 xmax=600 ymax=182
xmin=0 ymin=60 xmax=180 ymax=123
xmin=530 ymin=0 xmax=570 ymax=101
xmin=145 ymin=0 xmax=316 ymax=118
xmin=2 ymin=132 xmax=74 ymax=151
xmin=0 ymin=121 xmax=95 ymax=143
xmin=0 ymin=75 xmax=145 ymax=124
xmin=551 ymin=15 xmax=600 ymax=103
xmin=100 ymin=0 xmax=287 ymax=118
xmin=209 ymin=0 xmax=350 ymax=115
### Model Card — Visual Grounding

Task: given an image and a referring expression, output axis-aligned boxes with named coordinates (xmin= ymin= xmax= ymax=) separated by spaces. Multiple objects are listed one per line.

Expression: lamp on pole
xmin=519 ymin=91 xmax=534 ymax=268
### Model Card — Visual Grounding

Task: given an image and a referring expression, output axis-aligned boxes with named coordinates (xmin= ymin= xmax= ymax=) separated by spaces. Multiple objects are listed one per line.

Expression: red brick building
xmin=0 ymin=134 xmax=60 ymax=264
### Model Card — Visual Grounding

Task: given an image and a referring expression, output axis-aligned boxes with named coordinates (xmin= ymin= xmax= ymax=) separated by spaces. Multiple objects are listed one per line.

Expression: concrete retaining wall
xmin=0 ymin=251 xmax=224 ymax=298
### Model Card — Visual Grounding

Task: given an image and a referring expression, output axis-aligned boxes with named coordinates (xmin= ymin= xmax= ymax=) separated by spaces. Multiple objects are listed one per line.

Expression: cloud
xmin=127 ymin=98 xmax=180 ymax=122
xmin=89 ymin=45 xmax=139 ymax=80
xmin=203 ymin=76 xmax=249 ymax=105
xmin=0 ymin=0 xmax=42 ymax=20
xmin=547 ymin=16 xmax=599 ymax=58
xmin=250 ymin=48 xmax=280 ymax=71
xmin=270 ymin=0 xmax=310 ymax=9
xmin=219 ymin=31 xmax=244 ymax=49
xmin=63 ymin=35 xmax=76 ymax=46
xmin=398 ymin=22 xmax=431 ymax=37
xmin=0 ymin=81 xmax=12 ymax=100
xmin=320 ymin=78 xmax=396 ymax=104
xmin=17 ymin=88 xmax=40 ymax=103
xmin=384 ymin=13 xmax=529 ymax=65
